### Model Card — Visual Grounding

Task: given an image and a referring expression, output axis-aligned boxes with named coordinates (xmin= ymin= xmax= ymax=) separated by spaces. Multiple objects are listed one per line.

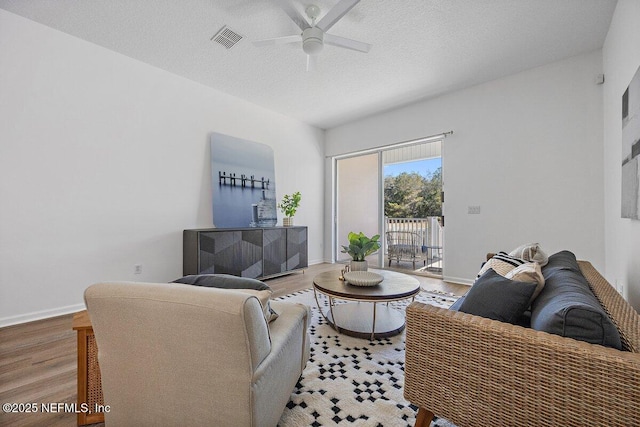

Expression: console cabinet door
xmin=286 ymin=227 xmax=308 ymax=271
xmin=198 ymin=230 xmax=263 ymax=278
xmin=263 ymin=228 xmax=287 ymax=277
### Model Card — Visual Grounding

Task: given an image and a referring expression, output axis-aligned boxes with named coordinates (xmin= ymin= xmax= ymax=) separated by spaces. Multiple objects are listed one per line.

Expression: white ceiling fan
xmin=254 ymin=0 xmax=371 ymax=71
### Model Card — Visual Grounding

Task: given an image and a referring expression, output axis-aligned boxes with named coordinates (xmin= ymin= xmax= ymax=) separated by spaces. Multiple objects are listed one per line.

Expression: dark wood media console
xmin=183 ymin=227 xmax=308 ymax=279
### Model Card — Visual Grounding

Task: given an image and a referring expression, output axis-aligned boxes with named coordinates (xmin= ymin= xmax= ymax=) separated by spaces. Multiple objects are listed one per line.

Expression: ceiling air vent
xmin=211 ymin=26 xmax=244 ymax=49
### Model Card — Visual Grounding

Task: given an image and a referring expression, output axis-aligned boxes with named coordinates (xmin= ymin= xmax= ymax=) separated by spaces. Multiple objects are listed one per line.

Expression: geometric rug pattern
xmin=276 ymin=288 xmax=459 ymax=427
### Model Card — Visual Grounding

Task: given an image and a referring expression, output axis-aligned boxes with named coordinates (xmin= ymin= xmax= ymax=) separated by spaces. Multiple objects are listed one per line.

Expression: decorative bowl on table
xmin=343 ymin=271 xmax=384 ymax=287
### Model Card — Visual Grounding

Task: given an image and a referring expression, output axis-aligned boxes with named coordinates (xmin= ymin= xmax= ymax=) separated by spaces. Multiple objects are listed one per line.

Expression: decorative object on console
xmin=340 ymin=231 xmax=381 ymax=272
xmin=622 ymin=64 xmax=640 ymax=220
xmin=278 ymin=191 xmax=301 ymax=227
xmin=210 ymin=132 xmax=277 ymax=227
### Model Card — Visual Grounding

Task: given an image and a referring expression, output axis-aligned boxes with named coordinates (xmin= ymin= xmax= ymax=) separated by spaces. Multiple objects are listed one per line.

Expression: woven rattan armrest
xmin=404 ymin=303 xmax=640 ymax=427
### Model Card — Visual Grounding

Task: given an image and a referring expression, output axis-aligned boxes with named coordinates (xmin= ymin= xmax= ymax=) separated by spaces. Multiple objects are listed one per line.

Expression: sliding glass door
xmin=334 ymin=137 xmax=444 ymax=276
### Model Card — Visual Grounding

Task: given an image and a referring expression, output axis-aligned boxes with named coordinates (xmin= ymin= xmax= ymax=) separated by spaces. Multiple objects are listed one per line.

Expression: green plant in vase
xmin=340 ymin=231 xmax=381 ymax=271
xmin=278 ymin=191 xmax=301 ymax=226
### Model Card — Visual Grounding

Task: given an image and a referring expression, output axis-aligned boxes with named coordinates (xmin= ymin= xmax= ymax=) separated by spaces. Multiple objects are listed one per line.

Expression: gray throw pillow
xmin=458 ymin=269 xmax=537 ymax=324
xmin=173 ymin=274 xmax=278 ymax=322
xmin=174 ymin=274 xmax=271 ymax=291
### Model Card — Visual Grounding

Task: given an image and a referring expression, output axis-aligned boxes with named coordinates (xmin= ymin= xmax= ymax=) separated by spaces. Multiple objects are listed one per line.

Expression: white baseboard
xmin=0 ymin=303 xmax=86 ymax=328
xmin=442 ymin=275 xmax=474 ymax=286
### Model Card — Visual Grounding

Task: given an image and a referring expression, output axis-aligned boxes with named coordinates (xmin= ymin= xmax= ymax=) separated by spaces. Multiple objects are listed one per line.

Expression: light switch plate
xmin=468 ymin=205 xmax=481 ymax=214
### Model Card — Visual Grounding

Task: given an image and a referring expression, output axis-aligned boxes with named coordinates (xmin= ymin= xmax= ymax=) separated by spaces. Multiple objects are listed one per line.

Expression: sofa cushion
xmin=458 ymin=269 xmax=537 ymax=323
xmin=174 ymin=274 xmax=278 ymax=322
xmin=531 ymin=251 xmax=622 ymax=349
xmin=509 ymin=243 xmax=549 ymax=266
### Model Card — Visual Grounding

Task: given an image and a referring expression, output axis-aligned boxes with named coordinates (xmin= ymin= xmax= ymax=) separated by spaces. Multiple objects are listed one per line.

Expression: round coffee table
xmin=312 ymin=269 xmax=421 ymax=340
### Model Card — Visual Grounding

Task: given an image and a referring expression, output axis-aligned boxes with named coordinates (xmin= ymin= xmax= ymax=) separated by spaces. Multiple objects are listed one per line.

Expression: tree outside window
xmin=384 ymin=166 xmax=442 ymax=218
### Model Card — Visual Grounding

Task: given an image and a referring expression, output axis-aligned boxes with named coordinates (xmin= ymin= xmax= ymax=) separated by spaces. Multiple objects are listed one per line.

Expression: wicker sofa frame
xmin=404 ymin=260 xmax=640 ymax=427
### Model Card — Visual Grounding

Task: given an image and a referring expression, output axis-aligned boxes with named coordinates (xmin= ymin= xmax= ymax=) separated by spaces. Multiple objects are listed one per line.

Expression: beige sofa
xmin=404 ymin=260 xmax=640 ymax=427
xmin=84 ymin=281 xmax=310 ymax=427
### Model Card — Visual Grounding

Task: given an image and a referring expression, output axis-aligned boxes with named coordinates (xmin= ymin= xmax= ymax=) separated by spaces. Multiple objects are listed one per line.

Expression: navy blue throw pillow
xmin=458 ymin=269 xmax=537 ymax=324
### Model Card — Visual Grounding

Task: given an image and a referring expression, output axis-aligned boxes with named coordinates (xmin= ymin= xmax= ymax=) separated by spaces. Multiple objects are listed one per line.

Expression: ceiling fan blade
xmin=324 ymin=33 xmax=371 ymax=53
xmin=274 ymin=0 xmax=310 ymax=30
xmin=316 ymin=0 xmax=361 ymax=32
xmin=253 ymin=34 xmax=302 ymax=47
xmin=306 ymin=54 xmax=318 ymax=72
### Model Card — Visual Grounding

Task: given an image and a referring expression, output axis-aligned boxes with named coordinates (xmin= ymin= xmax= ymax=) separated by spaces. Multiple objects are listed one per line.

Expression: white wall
xmin=0 ymin=10 xmax=325 ymax=326
xmin=326 ymin=51 xmax=605 ymax=284
xmin=336 ymin=154 xmax=380 ymax=264
xmin=603 ymin=0 xmax=640 ymax=309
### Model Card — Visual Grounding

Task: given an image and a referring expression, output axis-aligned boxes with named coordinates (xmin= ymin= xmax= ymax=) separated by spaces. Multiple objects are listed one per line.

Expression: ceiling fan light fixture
xmin=305 ymin=5 xmax=321 ymax=22
xmin=255 ymin=0 xmax=370 ymax=64
xmin=302 ymin=27 xmax=324 ymax=55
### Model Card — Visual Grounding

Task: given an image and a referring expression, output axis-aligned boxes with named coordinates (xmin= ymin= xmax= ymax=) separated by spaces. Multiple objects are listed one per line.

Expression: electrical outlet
xmin=468 ymin=205 xmax=481 ymax=214
xmin=134 ymin=264 xmax=142 ymax=275
xmin=616 ymin=280 xmax=625 ymax=296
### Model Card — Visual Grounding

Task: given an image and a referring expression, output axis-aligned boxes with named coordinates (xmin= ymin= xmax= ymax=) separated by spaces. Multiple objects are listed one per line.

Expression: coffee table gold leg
xmin=328 ymin=296 xmax=340 ymax=333
xmin=312 ymin=286 xmax=323 ymax=313
xmin=371 ymin=302 xmax=377 ymax=341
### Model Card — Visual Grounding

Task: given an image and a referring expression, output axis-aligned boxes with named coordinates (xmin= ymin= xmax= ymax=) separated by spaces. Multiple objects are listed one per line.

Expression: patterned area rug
xmin=276 ymin=288 xmax=459 ymax=427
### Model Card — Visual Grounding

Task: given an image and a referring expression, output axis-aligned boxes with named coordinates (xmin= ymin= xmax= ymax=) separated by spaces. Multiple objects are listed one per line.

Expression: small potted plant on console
xmin=279 ymin=191 xmax=301 ymax=226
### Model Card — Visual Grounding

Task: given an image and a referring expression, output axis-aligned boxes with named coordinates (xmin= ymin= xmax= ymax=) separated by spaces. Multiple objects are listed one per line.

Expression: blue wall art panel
xmin=211 ymin=133 xmax=277 ymax=227
xmin=622 ymin=65 xmax=640 ymax=220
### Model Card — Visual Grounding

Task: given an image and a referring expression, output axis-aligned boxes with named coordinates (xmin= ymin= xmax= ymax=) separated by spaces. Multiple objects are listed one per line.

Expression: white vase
xmin=350 ymin=260 xmax=368 ymax=271
xmin=283 ymin=217 xmax=294 ymax=227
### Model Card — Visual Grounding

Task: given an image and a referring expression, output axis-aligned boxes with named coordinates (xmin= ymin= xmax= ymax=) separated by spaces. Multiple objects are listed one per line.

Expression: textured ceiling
xmin=0 ymin=0 xmax=617 ymax=129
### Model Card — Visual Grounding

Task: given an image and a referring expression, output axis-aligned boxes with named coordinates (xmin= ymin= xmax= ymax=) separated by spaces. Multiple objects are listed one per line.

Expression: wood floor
xmin=0 ymin=263 xmax=468 ymax=427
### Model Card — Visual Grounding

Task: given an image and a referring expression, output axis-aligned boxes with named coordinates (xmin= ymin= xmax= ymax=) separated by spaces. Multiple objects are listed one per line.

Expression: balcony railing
xmin=384 ymin=217 xmax=443 ymax=272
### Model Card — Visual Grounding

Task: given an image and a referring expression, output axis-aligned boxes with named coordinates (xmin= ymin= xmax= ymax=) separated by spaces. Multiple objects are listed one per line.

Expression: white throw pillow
xmin=505 ymin=262 xmax=546 ymax=303
xmin=509 ymin=243 xmax=549 ymax=267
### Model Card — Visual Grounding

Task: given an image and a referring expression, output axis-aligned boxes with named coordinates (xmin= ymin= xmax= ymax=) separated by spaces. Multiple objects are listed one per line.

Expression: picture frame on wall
xmin=210 ymin=133 xmax=277 ymax=228
xmin=622 ymin=65 xmax=640 ymax=220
